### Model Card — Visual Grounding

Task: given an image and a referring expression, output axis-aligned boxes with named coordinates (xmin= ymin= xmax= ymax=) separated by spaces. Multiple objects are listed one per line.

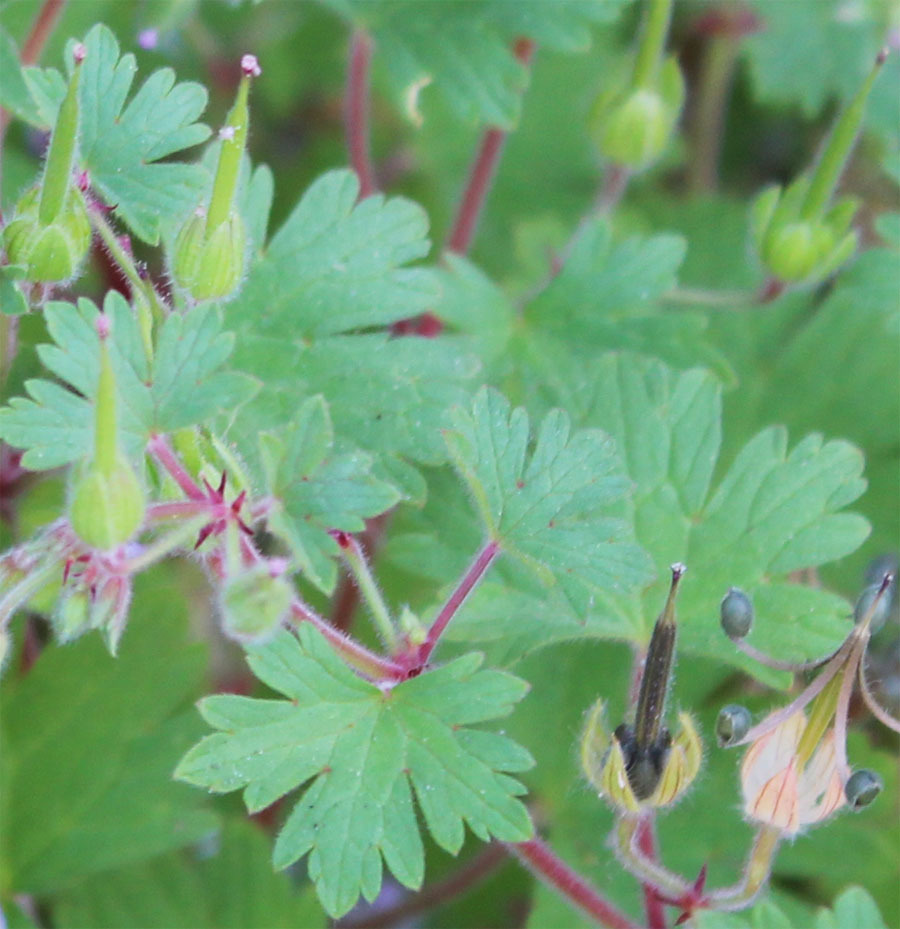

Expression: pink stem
xmin=509 ymin=836 xmax=637 ymax=929
xmin=147 ymin=434 xmax=205 ymax=500
xmin=146 ymin=500 xmax=212 ymax=521
xmin=636 ymin=816 xmax=667 ymax=929
xmin=445 ymin=38 xmax=535 ymax=255
xmin=345 ymin=30 xmax=377 ymax=199
xmin=289 ymin=599 xmax=406 ymax=682
xmin=416 ymin=539 xmax=500 ymax=665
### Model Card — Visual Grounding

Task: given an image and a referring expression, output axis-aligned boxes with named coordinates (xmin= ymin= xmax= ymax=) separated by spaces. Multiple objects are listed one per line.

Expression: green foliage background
xmin=0 ymin=0 xmax=897 ymax=927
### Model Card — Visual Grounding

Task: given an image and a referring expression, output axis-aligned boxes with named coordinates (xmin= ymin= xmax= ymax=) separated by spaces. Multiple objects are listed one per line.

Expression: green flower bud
xmin=2 ymin=184 xmax=91 ymax=283
xmin=844 ymin=768 xmax=882 ymax=809
xmin=171 ymin=207 xmax=246 ymax=302
xmin=720 ymin=587 xmax=754 ymax=639
xmin=53 ymin=589 xmax=91 ymax=642
xmin=716 ymin=703 xmax=752 ymax=747
xmin=68 ymin=318 xmax=145 ymax=549
xmin=592 ymin=56 xmax=684 ymax=171
xmin=399 ymin=606 xmax=427 ymax=647
xmin=220 ymin=563 xmax=292 ymax=643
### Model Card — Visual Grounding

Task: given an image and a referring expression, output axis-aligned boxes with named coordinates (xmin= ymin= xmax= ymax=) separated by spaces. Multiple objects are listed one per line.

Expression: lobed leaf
xmin=175 ymin=625 xmax=533 ymax=918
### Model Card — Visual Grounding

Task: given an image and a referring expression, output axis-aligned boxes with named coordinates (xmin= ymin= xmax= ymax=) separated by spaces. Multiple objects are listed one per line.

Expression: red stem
xmin=147 ymin=434 xmax=205 ymax=501
xmin=416 ymin=539 xmax=499 ymax=665
xmin=445 ymin=38 xmax=535 ymax=256
xmin=637 ymin=816 xmax=667 ymax=929
xmin=345 ymin=30 xmax=377 ymax=199
xmin=509 ymin=836 xmax=637 ymax=929
xmin=290 ymin=599 xmax=406 ymax=682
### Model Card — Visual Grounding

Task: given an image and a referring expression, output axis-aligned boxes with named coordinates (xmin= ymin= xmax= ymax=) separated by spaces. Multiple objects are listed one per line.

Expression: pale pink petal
xmin=750 ymin=758 xmax=800 ymax=835
xmin=798 ymin=731 xmax=847 ymax=825
xmin=741 ymin=712 xmax=804 ymax=813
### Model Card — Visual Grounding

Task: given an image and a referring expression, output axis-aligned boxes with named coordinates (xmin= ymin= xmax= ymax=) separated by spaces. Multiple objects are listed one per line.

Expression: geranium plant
xmin=1 ymin=1 xmax=897 ymax=927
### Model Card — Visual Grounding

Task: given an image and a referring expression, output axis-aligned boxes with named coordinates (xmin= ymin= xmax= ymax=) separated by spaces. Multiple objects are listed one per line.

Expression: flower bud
xmin=90 ymin=575 xmax=132 ymax=655
xmin=720 ymin=587 xmax=754 ymax=639
xmin=844 ymin=768 xmax=882 ymax=809
xmin=399 ymin=605 xmax=427 ymax=647
xmin=591 ymin=56 xmax=684 ymax=171
xmin=53 ymin=588 xmax=91 ymax=642
xmin=220 ymin=563 xmax=292 ymax=643
xmin=3 ymin=184 xmax=91 ymax=283
xmin=716 ymin=704 xmax=752 ymax=747
xmin=68 ymin=319 xmax=145 ymax=549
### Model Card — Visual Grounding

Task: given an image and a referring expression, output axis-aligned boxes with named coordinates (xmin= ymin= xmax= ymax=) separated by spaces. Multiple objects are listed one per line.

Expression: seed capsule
xmin=720 ymin=587 xmax=754 ymax=639
xmin=844 ymin=768 xmax=882 ymax=809
xmin=716 ymin=704 xmax=752 ymax=747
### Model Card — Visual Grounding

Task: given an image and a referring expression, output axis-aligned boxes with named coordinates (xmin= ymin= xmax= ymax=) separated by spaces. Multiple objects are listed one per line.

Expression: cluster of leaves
xmin=0 ymin=1 xmax=897 ymax=928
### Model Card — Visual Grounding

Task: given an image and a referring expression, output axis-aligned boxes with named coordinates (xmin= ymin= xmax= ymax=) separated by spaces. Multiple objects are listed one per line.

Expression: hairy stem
xmin=708 ymin=825 xmax=781 ymax=910
xmin=445 ymin=38 xmax=535 ymax=256
xmin=121 ymin=517 xmax=209 ymax=574
xmin=417 ymin=539 xmax=500 ymax=665
xmin=330 ymin=512 xmax=390 ymax=632
xmin=289 ymin=598 xmax=406 ymax=682
xmin=616 ymin=812 xmax=691 ymax=902
xmin=510 ymin=835 xmax=637 ymax=929
xmin=333 ymin=531 xmax=397 ymax=651
xmin=637 ymin=812 xmax=666 ymax=928
xmin=147 ymin=434 xmax=205 ymax=501
xmin=0 ymin=560 xmax=60 ymax=627
xmin=345 ymin=30 xmax=377 ymax=199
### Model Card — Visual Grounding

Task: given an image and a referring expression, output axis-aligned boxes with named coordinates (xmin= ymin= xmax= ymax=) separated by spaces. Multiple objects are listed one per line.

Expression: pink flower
xmin=740 ymin=712 xmax=845 ymax=836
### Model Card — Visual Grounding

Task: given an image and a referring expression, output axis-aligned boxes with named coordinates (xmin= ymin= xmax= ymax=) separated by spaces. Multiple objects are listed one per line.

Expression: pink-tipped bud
xmin=95 ymin=313 xmax=111 ymax=340
xmin=72 ymin=42 xmax=87 ymax=64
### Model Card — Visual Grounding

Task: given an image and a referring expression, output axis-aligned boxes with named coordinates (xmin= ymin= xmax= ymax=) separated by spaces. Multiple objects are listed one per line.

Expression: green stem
xmin=121 ymin=517 xmax=209 ymax=574
xmin=336 ymin=533 xmax=398 ymax=651
xmin=90 ymin=206 xmax=145 ymax=294
xmin=632 ymin=0 xmax=673 ymax=90
xmin=709 ymin=825 xmax=781 ymax=910
xmin=800 ymin=50 xmax=887 ymax=220
xmin=615 ymin=815 xmax=691 ymax=900
xmin=38 ymin=52 xmax=82 ymax=225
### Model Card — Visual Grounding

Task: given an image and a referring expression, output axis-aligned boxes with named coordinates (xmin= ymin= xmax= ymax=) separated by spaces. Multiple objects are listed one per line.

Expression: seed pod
xmin=68 ymin=319 xmax=145 ymax=549
xmin=721 ymin=587 xmax=754 ymax=639
xmin=716 ymin=704 xmax=752 ymax=747
xmin=844 ymin=768 xmax=882 ymax=809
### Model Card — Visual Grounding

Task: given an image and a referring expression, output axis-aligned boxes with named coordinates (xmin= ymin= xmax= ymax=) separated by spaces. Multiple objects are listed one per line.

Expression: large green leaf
xmin=176 ymin=625 xmax=533 ymax=918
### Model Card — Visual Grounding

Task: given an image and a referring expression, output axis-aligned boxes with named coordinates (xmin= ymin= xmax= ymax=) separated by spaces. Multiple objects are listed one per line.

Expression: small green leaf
xmin=176 ymin=625 xmax=533 ymax=918
xmin=261 ymin=395 xmax=400 ymax=593
xmin=443 ymin=386 xmax=653 ymax=612
xmin=0 ymin=293 xmax=256 ymax=469
xmin=815 ymin=887 xmax=888 ymax=929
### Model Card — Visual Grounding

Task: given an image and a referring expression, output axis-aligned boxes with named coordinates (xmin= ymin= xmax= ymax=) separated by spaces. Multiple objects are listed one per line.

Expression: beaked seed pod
xmin=854 ymin=580 xmax=893 ymax=634
xmin=716 ymin=704 xmax=752 ymax=747
xmin=3 ymin=184 xmax=91 ymax=283
xmin=844 ymin=768 xmax=882 ymax=809
xmin=720 ymin=587 xmax=754 ymax=639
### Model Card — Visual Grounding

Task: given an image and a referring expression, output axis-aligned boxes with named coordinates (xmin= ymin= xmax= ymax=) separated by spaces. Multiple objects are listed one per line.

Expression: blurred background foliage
xmin=0 ymin=0 xmax=897 ymax=927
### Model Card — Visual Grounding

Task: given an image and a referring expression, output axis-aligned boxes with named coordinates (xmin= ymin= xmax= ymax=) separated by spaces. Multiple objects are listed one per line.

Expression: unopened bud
xmin=171 ymin=208 xmax=246 ymax=302
xmin=720 ymin=587 xmax=754 ymax=639
xmin=591 ymin=56 xmax=684 ymax=171
xmin=220 ymin=563 xmax=292 ymax=643
xmin=716 ymin=704 xmax=752 ymax=747
xmin=53 ymin=589 xmax=91 ymax=642
xmin=399 ymin=606 xmax=427 ymax=647
xmin=844 ymin=768 xmax=882 ymax=809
